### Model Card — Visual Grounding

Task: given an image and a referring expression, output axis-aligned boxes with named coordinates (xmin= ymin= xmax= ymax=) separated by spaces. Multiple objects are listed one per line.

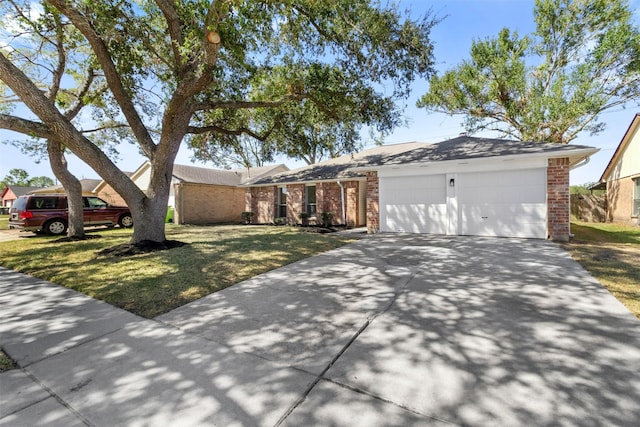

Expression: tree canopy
xmin=0 ymin=0 xmax=438 ymax=244
xmin=0 ymin=168 xmax=54 ymax=188
xmin=418 ymin=0 xmax=640 ymax=144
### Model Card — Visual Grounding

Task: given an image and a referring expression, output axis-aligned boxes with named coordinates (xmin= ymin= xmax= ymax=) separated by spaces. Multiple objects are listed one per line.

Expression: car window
xmin=13 ymin=197 xmax=27 ymax=211
xmin=86 ymin=197 xmax=109 ymax=208
xmin=29 ymin=197 xmax=58 ymax=210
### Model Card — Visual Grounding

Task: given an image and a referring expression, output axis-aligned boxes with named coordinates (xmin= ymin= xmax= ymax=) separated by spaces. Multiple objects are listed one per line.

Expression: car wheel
xmin=45 ymin=219 xmax=67 ymax=236
xmin=118 ymin=213 xmax=133 ymax=228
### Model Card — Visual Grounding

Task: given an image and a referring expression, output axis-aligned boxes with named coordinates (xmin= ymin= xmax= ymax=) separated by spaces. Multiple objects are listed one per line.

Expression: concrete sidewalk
xmin=2 ymin=235 xmax=640 ymax=426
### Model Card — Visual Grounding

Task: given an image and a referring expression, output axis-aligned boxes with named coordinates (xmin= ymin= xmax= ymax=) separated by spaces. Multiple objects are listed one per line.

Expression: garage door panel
xmin=380 ymin=175 xmax=447 ymax=234
xmin=380 ymin=168 xmax=548 ymax=239
xmin=459 ymin=169 xmax=547 ymax=239
xmin=461 ymin=203 xmax=547 ymax=238
xmin=383 ymin=204 xmax=448 ymax=234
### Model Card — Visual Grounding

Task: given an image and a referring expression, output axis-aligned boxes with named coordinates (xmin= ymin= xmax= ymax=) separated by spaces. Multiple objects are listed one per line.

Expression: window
xmin=634 ymin=178 xmax=640 ymax=217
xmin=29 ymin=197 xmax=58 ymax=210
xmin=306 ymin=185 xmax=316 ymax=215
xmin=86 ymin=197 xmax=109 ymax=208
xmin=277 ymin=187 xmax=287 ymax=218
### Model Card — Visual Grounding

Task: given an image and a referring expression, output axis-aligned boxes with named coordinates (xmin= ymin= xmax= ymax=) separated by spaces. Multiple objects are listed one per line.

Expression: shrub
xmin=241 ymin=211 xmax=254 ymax=224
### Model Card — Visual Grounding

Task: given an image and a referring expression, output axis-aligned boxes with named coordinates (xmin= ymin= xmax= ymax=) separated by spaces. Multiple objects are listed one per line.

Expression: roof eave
xmin=244 ymin=175 xmax=367 ymax=187
xmin=350 ymin=148 xmax=600 ymax=173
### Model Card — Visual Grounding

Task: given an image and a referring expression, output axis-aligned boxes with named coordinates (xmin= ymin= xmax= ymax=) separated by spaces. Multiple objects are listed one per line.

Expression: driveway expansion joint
xmin=274 ymin=264 xmax=421 ymax=426
xmin=16 ymin=367 xmax=93 ymax=427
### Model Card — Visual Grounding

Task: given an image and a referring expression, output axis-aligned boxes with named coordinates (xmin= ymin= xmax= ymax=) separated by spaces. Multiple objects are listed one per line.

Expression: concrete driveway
xmin=2 ymin=235 xmax=640 ymax=426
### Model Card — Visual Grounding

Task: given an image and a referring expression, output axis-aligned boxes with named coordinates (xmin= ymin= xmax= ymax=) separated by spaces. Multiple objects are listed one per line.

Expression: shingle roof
xmin=172 ymin=163 xmax=288 ymax=186
xmin=247 ymin=136 xmax=598 ymax=186
xmin=247 ymin=142 xmax=429 ymax=185
xmin=6 ymin=186 xmax=45 ymax=197
xmin=366 ymin=136 xmax=598 ymax=166
xmin=29 ymin=179 xmax=102 ymax=194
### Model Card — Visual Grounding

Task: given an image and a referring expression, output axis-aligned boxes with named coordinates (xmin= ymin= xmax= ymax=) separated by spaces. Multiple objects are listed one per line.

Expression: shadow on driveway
xmin=160 ymin=235 xmax=640 ymax=426
xmin=2 ymin=235 xmax=639 ymax=426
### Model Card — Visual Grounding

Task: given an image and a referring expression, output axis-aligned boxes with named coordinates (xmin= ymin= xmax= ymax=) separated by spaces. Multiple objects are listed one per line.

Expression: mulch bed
xmin=97 ymin=240 xmax=187 ymax=256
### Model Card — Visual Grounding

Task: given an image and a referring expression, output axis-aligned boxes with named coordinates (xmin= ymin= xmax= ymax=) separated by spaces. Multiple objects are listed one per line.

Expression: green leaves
xmin=419 ymin=0 xmax=640 ymax=144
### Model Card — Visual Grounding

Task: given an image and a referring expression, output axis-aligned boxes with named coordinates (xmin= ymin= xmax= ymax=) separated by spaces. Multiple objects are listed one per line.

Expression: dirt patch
xmin=97 ymin=240 xmax=187 ymax=256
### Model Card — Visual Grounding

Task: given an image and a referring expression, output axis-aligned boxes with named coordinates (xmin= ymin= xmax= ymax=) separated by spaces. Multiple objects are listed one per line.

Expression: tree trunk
xmin=47 ymin=140 xmax=85 ymax=238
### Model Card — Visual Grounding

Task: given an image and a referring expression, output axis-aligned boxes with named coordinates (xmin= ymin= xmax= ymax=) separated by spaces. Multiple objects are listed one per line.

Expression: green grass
xmin=564 ymin=221 xmax=640 ymax=318
xmin=570 ymin=222 xmax=640 ymax=244
xmin=0 ymin=225 xmax=356 ymax=318
xmin=0 ymin=349 xmax=17 ymax=372
xmin=0 ymin=214 xmax=8 ymax=230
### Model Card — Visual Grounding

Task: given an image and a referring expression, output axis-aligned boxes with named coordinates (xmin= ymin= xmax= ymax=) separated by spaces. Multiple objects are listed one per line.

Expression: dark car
xmin=9 ymin=194 xmax=133 ymax=236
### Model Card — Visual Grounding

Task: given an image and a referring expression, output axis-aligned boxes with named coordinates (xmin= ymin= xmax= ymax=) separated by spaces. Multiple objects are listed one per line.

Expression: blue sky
xmin=1 ymin=0 xmax=638 ymax=185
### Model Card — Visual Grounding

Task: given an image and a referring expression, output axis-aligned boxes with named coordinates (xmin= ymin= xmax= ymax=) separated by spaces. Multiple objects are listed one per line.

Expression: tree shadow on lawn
xmin=0 ymin=226 xmax=354 ymax=318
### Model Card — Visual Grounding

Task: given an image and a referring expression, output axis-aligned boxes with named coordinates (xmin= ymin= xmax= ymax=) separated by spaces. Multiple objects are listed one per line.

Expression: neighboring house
xmin=1 ymin=186 xmax=44 ymax=208
xmin=95 ymin=162 xmax=288 ymax=224
xmin=595 ymin=114 xmax=640 ymax=225
xmin=28 ymin=179 xmax=102 ymax=196
xmin=245 ymin=136 xmax=598 ymax=241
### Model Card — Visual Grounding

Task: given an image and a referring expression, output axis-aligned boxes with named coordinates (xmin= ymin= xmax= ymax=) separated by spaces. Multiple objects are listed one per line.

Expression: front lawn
xmin=0 ymin=225 xmax=356 ymax=318
xmin=0 ymin=214 xmax=8 ymax=230
xmin=563 ymin=221 xmax=640 ymax=318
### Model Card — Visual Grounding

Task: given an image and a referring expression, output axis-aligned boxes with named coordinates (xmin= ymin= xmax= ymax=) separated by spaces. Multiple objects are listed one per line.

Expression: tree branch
xmin=192 ymin=97 xmax=305 ymax=113
xmin=0 ymin=114 xmax=52 ymax=139
xmin=47 ymin=0 xmax=157 ymax=158
xmin=187 ymin=124 xmax=272 ymax=142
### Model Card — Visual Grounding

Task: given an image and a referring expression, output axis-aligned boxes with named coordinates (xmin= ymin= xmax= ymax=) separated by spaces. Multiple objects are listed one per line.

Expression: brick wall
xmin=97 ymin=184 xmax=127 ymax=206
xmin=248 ymin=186 xmax=276 ymax=224
xmin=177 ymin=183 xmax=245 ymax=224
xmin=318 ymin=182 xmax=342 ymax=225
xmin=366 ymin=171 xmax=379 ymax=233
xmin=287 ymin=184 xmax=305 ymax=225
xmin=547 ymin=158 xmax=570 ymax=241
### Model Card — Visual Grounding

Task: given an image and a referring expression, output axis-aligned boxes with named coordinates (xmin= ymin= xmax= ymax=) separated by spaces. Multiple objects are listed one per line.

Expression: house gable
xmin=601 ymin=114 xmax=640 ymax=182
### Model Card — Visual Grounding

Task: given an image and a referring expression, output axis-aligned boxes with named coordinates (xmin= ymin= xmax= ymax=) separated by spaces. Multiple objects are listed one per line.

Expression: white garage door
xmin=380 ymin=174 xmax=447 ymax=234
xmin=458 ymin=169 xmax=547 ymax=238
xmin=379 ymin=168 xmax=547 ymax=238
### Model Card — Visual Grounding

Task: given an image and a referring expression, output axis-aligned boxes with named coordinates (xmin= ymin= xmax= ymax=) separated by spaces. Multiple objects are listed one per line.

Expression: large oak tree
xmin=0 ymin=0 xmax=437 ymax=245
xmin=418 ymin=0 xmax=640 ymax=144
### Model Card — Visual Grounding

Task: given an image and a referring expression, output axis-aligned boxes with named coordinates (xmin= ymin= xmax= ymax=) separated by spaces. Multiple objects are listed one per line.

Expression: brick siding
xmin=97 ymin=184 xmax=127 ymax=206
xmin=547 ymin=158 xmax=570 ymax=241
xmin=366 ymin=171 xmax=380 ymax=233
xmin=177 ymin=183 xmax=245 ymax=224
xmin=246 ymin=186 xmax=276 ymax=224
xmin=287 ymin=184 xmax=305 ymax=225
